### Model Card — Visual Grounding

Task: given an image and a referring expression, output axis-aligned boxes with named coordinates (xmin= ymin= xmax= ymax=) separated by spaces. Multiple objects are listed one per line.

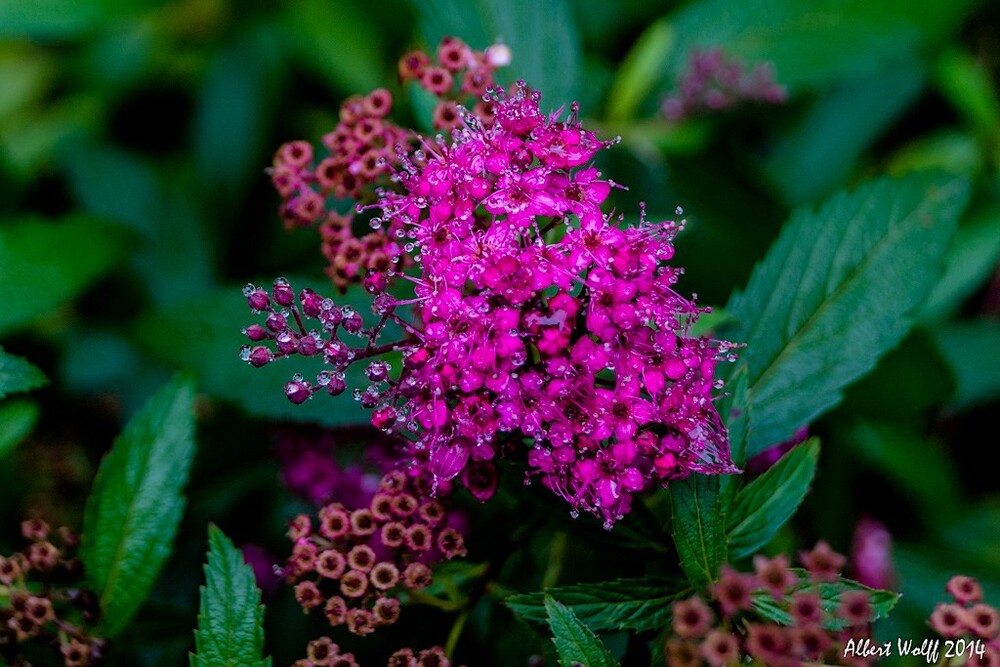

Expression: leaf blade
xmin=506 ymin=577 xmax=681 ymax=633
xmin=544 ymin=595 xmax=618 ymax=667
xmin=190 ymin=525 xmax=269 ymax=667
xmin=725 ymin=173 xmax=969 ymax=455
xmin=81 ymin=374 xmax=197 ymax=638
xmin=727 ymin=439 xmax=820 ymax=558
xmin=669 ymin=474 xmax=726 ymax=594
xmin=0 ymin=348 xmax=46 ymax=399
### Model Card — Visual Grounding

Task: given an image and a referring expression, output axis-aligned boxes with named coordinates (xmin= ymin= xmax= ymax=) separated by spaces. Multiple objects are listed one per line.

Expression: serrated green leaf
xmin=727 ymin=439 xmax=819 ymax=559
xmin=0 ymin=215 xmax=131 ymax=335
xmin=132 ymin=282 xmax=378 ymax=427
xmin=81 ymin=374 xmax=197 ymax=638
xmin=0 ymin=399 xmax=39 ymax=458
xmin=190 ymin=525 xmax=270 ymax=667
xmin=544 ymin=595 xmax=618 ymax=667
xmin=724 ymin=173 xmax=969 ymax=455
xmin=752 ymin=569 xmax=899 ymax=629
xmin=413 ymin=0 xmax=582 ymax=109
xmin=506 ymin=577 xmax=682 ymax=633
xmin=0 ymin=348 xmax=46 ymax=399
xmin=669 ymin=474 xmax=726 ymax=594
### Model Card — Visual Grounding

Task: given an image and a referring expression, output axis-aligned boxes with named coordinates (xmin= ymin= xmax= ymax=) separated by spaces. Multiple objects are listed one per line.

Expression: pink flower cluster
xmin=284 ymin=471 xmax=467 ymax=636
xmin=268 ymin=37 xmax=508 ymax=293
xmin=665 ymin=543 xmax=881 ymax=667
xmin=243 ymin=84 xmax=738 ymax=528
xmin=928 ymin=576 xmax=1000 ymax=666
xmin=292 ymin=637 xmax=458 ymax=667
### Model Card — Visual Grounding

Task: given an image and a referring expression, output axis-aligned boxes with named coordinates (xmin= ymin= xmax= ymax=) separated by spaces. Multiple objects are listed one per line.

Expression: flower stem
xmin=541 ymin=531 xmax=568 ymax=589
xmin=444 ymin=609 xmax=469 ymax=658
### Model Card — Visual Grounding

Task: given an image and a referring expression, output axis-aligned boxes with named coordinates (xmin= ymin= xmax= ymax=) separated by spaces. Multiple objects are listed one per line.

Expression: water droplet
xmin=239 ymin=345 xmax=251 ymax=361
xmin=242 ymin=283 xmax=256 ymax=296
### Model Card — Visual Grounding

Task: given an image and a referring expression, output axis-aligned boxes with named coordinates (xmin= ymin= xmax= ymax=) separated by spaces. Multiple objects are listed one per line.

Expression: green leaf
xmin=0 ymin=0 xmax=146 ymax=39
xmin=844 ymin=422 xmax=961 ymax=520
xmin=727 ymin=439 xmax=819 ymax=559
xmin=0 ymin=215 xmax=131 ymax=335
xmin=133 ymin=282 xmax=378 ymax=427
xmin=0 ymin=400 xmax=39 ymax=458
xmin=920 ymin=205 xmax=1000 ymax=322
xmin=0 ymin=348 xmax=46 ymax=399
xmin=669 ymin=474 xmax=726 ymax=594
xmin=752 ymin=570 xmax=900 ymax=629
xmin=667 ymin=0 xmax=974 ymax=93
xmin=414 ymin=0 xmax=582 ymax=109
xmin=190 ymin=525 xmax=270 ymax=667
xmin=81 ymin=374 xmax=197 ymax=638
xmin=544 ymin=595 xmax=618 ymax=667
xmin=506 ymin=577 xmax=682 ymax=633
xmin=61 ymin=141 xmax=214 ymax=307
xmin=279 ymin=0 xmax=385 ymax=94
xmin=929 ymin=320 xmax=1000 ymax=410
xmin=194 ymin=27 xmax=281 ymax=203
xmin=718 ymin=365 xmax=749 ymax=512
xmin=605 ymin=18 xmax=674 ymax=121
xmin=933 ymin=49 xmax=1000 ymax=145
xmin=764 ymin=58 xmax=925 ymax=205
xmin=724 ymin=173 xmax=969 ymax=455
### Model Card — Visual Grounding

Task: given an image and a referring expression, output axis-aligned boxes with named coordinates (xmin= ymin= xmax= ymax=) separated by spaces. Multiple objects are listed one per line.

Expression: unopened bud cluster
xmin=284 ymin=471 xmax=467 ymax=636
xmin=662 ymin=48 xmax=787 ymax=121
xmin=927 ymin=575 xmax=999 ymax=666
xmin=0 ymin=519 xmax=104 ymax=666
xmin=665 ymin=542 xmax=883 ymax=666
xmin=270 ymin=37 xmax=507 ymax=292
xmin=292 ymin=637 xmax=459 ymax=667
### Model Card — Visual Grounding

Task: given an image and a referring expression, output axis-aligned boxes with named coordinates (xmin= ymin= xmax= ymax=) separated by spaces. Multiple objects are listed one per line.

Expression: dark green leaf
xmin=506 ymin=577 xmax=682 ymax=633
xmin=190 ymin=525 xmax=270 ymax=667
xmin=845 ymin=422 xmax=961 ymax=519
xmin=934 ymin=49 xmax=1000 ymax=143
xmin=279 ymin=0 xmax=385 ymax=93
xmin=727 ymin=439 xmax=819 ymax=559
xmin=669 ymin=474 xmax=726 ymax=594
xmin=718 ymin=365 xmax=749 ymax=512
xmin=724 ymin=173 xmax=969 ymax=455
xmin=414 ymin=0 xmax=582 ymax=109
xmin=0 ymin=0 xmax=146 ymax=39
xmin=929 ymin=320 xmax=1000 ymax=410
xmin=0 ymin=400 xmax=39 ymax=458
xmin=764 ymin=59 xmax=925 ymax=205
xmin=605 ymin=18 xmax=674 ymax=121
xmin=81 ymin=374 xmax=197 ymax=638
xmin=544 ymin=595 xmax=618 ymax=667
xmin=667 ymin=0 xmax=974 ymax=92
xmin=61 ymin=141 xmax=214 ymax=307
xmin=752 ymin=570 xmax=899 ymax=629
xmin=0 ymin=348 xmax=46 ymax=399
xmin=194 ymin=28 xmax=281 ymax=202
xmin=921 ymin=205 xmax=1000 ymax=322
xmin=0 ymin=215 xmax=131 ymax=335
xmin=133 ymin=283 xmax=376 ymax=427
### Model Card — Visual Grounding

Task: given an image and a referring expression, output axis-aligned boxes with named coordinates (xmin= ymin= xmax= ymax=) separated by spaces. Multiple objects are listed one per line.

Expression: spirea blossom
xmin=243 ymin=83 xmax=739 ymax=528
xmin=927 ymin=576 xmax=1000 ymax=666
xmin=663 ymin=543 xmax=883 ymax=667
xmin=283 ymin=471 xmax=466 ymax=636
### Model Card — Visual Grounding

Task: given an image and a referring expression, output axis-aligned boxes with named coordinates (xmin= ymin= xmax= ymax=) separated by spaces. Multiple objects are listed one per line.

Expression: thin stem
xmin=443 ymin=610 xmax=469 ymax=658
xmin=540 ymin=531 xmax=568 ymax=589
xmin=405 ymin=588 xmax=464 ymax=612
